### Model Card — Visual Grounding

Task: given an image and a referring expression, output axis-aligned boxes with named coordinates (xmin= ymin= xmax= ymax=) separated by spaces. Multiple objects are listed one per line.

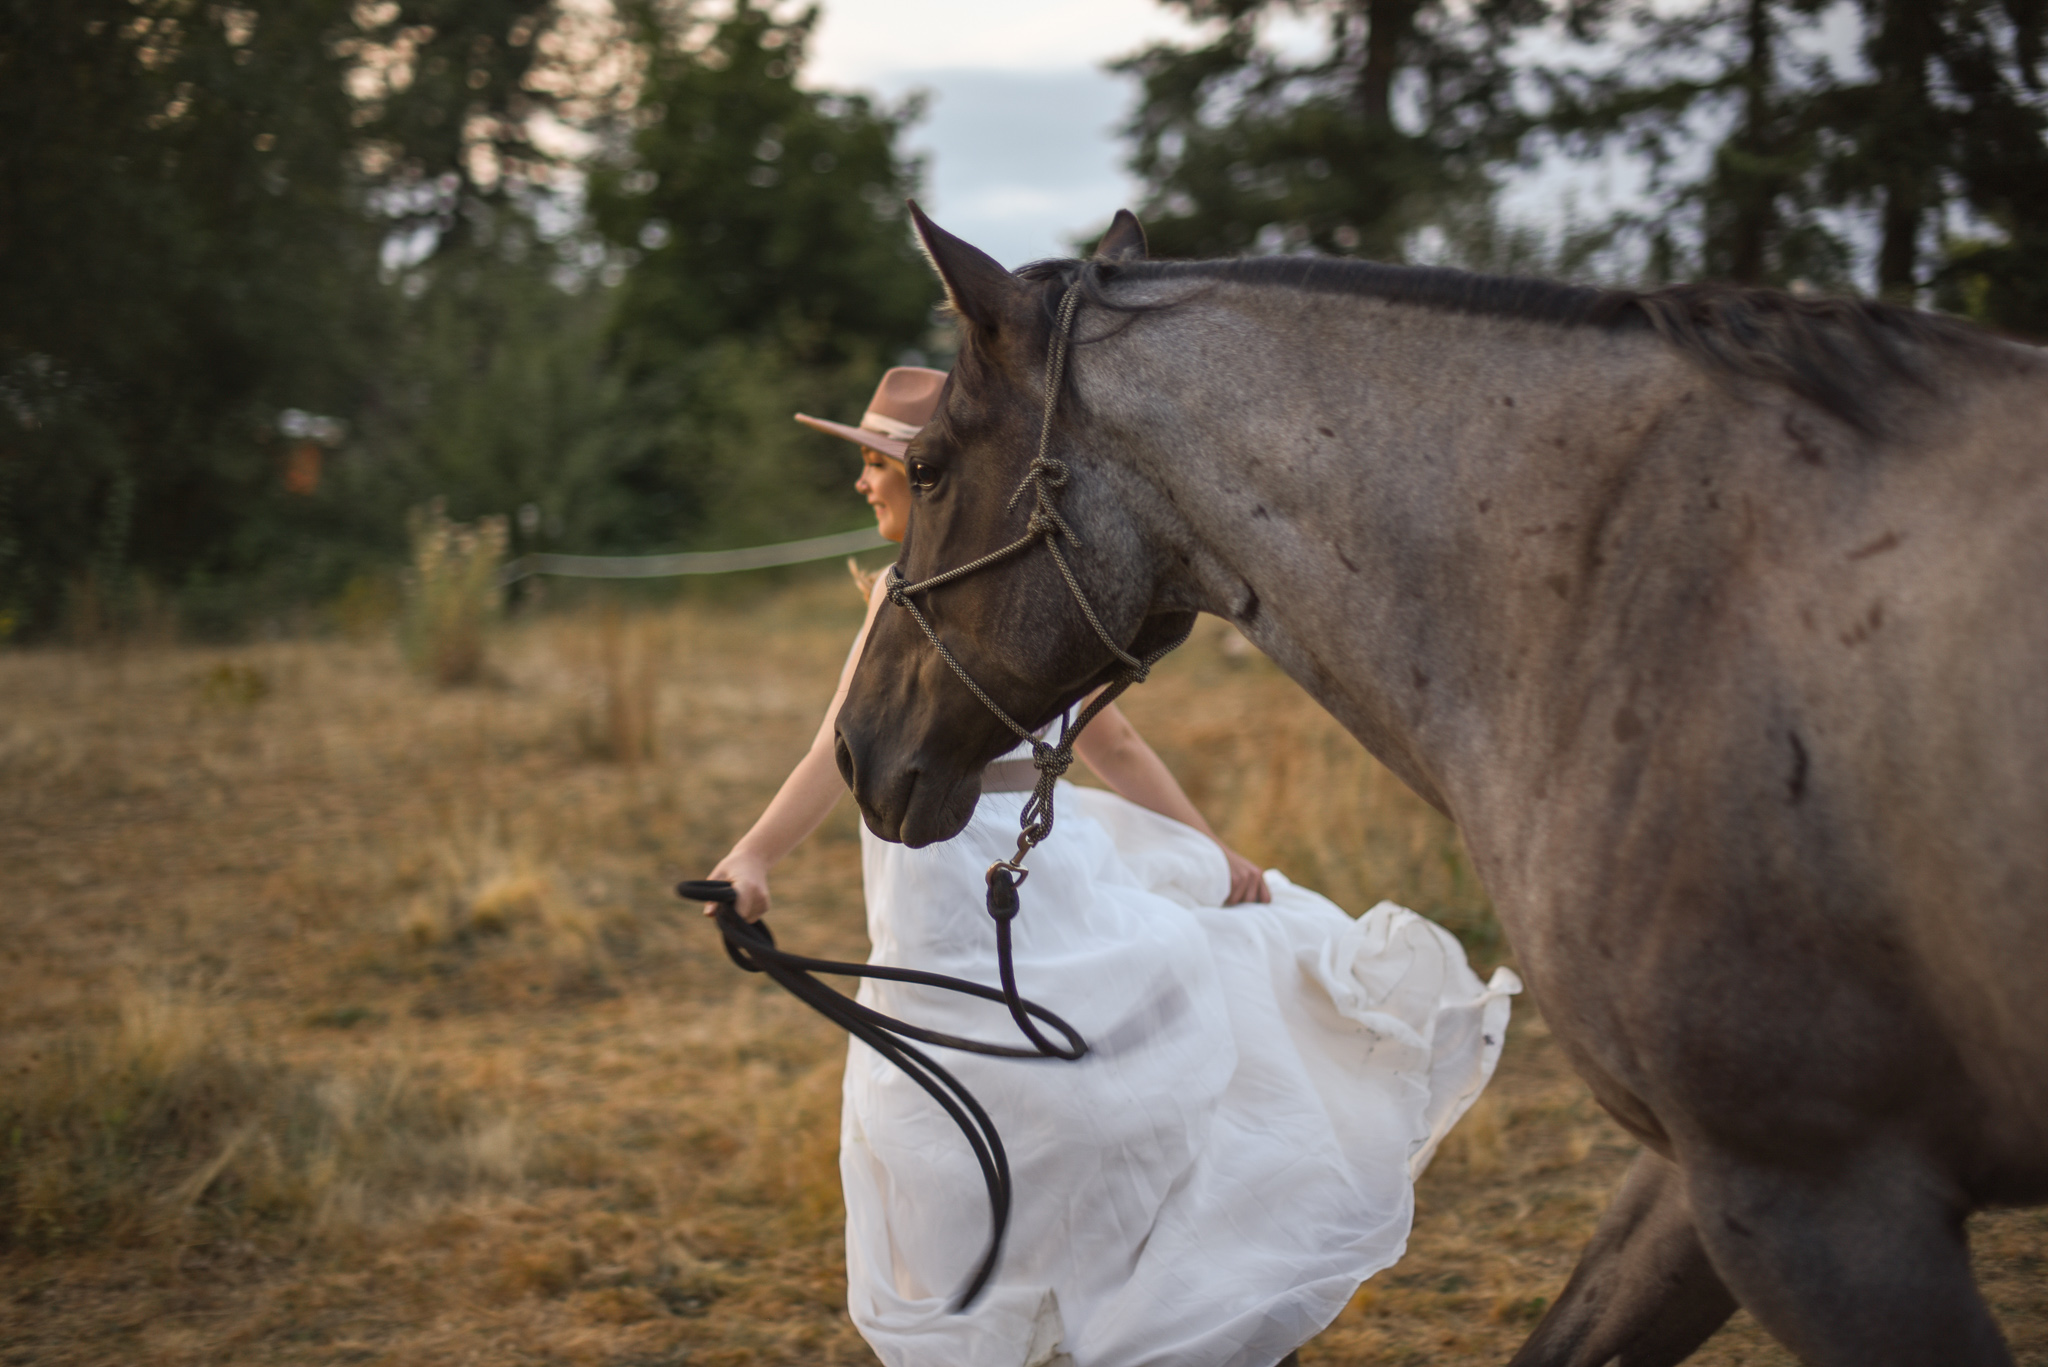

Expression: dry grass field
xmin=4 ymin=570 xmax=2044 ymax=1366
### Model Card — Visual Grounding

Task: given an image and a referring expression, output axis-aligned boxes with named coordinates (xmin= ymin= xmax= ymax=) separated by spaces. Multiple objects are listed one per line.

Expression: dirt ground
xmin=3 ymin=572 xmax=2043 ymax=1365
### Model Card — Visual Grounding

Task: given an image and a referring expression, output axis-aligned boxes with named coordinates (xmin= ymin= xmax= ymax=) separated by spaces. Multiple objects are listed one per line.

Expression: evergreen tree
xmin=1542 ymin=0 xmax=1847 ymax=288
xmin=1858 ymin=0 xmax=1948 ymax=299
xmin=1111 ymin=0 xmax=1553 ymax=260
xmin=0 ymin=0 xmax=580 ymax=634
xmin=347 ymin=230 xmax=627 ymax=559
xmin=590 ymin=1 xmax=933 ymax=371
xmin=1900 ymin=1 xmax=2048 ymax=331
xmin=586 ymin=1 xmax=937 ymax=551
xmin=1549 ymin=0 xmax=2048 ymax=321
xmin=1824 ymin=0 xmax=2048 ymax=315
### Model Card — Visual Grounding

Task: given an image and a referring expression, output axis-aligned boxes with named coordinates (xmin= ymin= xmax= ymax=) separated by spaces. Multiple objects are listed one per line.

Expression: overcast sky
xmin=793 ymin=2 xmax=1874 ymax=278
xmin=800 ymin=0 xmax=1211 ymax=268
xmin=795 ymin=0 xmax=1636 ymax=270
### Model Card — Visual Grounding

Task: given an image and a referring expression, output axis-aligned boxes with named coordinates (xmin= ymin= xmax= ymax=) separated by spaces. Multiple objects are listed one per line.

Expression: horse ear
xmin=1091 ymin=209 xmax=1148 ymax=263
xmin=910 ymin=201 xmax=1023 ymax=330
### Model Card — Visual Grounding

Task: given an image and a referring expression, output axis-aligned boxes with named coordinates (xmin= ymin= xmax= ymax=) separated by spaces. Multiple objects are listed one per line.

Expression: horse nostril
xmin=834 ymin=731 xmax=857 ymax=791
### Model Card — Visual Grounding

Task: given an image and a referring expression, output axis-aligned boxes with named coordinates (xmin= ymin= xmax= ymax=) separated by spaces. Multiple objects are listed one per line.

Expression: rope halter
xmin=883 ymin=277 xmax=1192 ymax=872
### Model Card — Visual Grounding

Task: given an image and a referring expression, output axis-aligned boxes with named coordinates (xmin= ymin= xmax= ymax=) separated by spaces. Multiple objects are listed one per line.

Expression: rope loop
xmin=686 ymin=884 xmax=1085 ymax=1313
xmin=1017 ymin=793 xmax=1055 ymax=850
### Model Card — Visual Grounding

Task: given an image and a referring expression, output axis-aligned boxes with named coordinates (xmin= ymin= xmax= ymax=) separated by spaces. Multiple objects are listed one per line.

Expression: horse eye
xmin=907 ymin=461 xmax=939 ymax=490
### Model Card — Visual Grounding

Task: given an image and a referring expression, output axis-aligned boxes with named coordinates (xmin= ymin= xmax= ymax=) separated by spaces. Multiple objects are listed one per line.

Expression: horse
xmin=831 ymin=204 xmax=2048 ymax=1366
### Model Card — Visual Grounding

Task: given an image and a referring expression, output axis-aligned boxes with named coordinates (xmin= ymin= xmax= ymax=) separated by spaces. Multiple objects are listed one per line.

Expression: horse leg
xmin=1506 ymin=1150 xmax=1736 ymax=1367
xmin=1686 ymin=1149 xmax=2009 ymax=1367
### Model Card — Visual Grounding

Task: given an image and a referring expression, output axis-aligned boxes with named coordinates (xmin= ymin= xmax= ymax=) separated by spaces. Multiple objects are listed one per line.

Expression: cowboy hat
xmin=794 ymin=366 xmax=947 ymax=460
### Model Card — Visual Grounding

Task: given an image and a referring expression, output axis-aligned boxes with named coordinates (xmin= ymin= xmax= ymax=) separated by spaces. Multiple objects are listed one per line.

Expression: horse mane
xmin=1015 ymin=255 xmax=2006 ymax=436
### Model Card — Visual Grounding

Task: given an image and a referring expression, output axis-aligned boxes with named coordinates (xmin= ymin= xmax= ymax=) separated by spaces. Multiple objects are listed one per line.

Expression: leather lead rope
xmin=678 ymin=879 xmax=1084 ymax=1311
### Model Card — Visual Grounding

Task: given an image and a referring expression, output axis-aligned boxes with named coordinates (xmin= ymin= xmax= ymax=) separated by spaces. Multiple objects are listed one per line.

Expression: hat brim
xmin=794 ymin=412 xmax=909 ymax=460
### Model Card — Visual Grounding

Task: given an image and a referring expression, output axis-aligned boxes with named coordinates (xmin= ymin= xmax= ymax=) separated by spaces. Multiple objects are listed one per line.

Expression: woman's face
xmin=856 ymin=447 xmax=911 ymax=543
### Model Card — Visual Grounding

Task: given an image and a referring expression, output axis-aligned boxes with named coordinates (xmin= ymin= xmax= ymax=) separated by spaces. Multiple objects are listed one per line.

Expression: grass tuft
xmin=0 ymin=983 xmax=524 ymax=1255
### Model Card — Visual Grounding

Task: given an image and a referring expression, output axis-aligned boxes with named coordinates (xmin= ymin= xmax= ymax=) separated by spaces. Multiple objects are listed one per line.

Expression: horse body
xmin=1105 ymin=275 xmax=2048 ymax=1169
xmin=834 ymin=208 xmax=2048 ymax=1364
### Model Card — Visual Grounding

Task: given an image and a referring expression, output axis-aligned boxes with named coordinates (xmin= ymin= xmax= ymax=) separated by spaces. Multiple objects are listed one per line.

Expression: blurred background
xmin=6 ymin=3 xmax=2048 ymax=1364
xmin=10 ymin=0 xmax=2048 ymax=642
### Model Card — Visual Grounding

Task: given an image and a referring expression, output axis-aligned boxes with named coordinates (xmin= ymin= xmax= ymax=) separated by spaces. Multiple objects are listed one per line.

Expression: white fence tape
xmin=500 ymin=526 xmax=890 ymax=584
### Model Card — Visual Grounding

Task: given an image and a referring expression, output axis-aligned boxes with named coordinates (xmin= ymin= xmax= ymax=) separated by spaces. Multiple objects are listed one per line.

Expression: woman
xmin=704 ymin=367 xmax=1520 ymax=1367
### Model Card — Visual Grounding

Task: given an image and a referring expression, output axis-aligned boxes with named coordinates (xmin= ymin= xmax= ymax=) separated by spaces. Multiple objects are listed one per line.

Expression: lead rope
xmin=688 ymin=272 xmax=1191 ymax=1313
xmin=678 ymin=878 xmax=1083 ymax=1311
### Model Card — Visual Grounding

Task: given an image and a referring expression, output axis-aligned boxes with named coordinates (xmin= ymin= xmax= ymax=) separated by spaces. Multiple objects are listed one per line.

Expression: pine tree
xmin=1112 ymin=0 xmax=1552 ymax=260
xmin=1906 ymin=0 xmax=2048 ymax=331
xmin=590 ymin=1 xmax=933 ymax=373
xmin=584 ymin=1 xmax=939 ymax=552
xmin=1542 ymin=0 xmax=1847 ymax=288
xmin=1550 ymin=0 xmax=2048 ymax=323
xmin=0 ymin=0 xmax=581 ymax=634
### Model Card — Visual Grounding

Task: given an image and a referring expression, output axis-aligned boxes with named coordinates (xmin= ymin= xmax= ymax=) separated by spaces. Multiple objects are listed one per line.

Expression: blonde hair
xmin=849 ymin=445 xmax=904 ymax=601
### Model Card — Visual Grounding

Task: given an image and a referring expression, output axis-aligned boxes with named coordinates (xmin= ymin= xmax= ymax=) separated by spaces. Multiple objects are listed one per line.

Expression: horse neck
xmin=1083 ymin=285 xmax=1701 ymax=822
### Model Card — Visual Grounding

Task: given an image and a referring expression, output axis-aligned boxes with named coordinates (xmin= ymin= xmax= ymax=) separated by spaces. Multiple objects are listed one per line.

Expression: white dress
xmin=841 ymin=746 xmax=1521 ymax=1367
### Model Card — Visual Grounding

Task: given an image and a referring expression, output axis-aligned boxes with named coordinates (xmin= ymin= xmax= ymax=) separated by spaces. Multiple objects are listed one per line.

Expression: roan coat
xmin=834 ymin=207 xmax=2048 ymax=1367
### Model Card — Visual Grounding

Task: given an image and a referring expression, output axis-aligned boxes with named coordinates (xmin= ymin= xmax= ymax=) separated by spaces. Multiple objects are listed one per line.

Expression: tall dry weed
xmin=577 ymin=605 xmax=665 ymax=763
xmin=399 ymin=498 xmax=508 ymax=686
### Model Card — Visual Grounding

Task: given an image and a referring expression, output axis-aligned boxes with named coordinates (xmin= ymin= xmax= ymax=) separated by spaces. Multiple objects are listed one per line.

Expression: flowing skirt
xmin=843 ymin=780 xmax=1520 ymax=1367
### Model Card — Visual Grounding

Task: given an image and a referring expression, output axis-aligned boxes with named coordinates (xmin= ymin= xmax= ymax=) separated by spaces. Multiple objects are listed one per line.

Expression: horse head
xmin=834 ymin=206 xmax=1193 ymax=847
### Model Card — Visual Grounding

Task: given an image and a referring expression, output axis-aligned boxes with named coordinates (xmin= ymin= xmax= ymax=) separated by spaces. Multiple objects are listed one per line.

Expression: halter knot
xmin=1028 ymin=739 xmax=1071 ymax=779
xmin=1007 ymin=455 xmax=1070 ymax=513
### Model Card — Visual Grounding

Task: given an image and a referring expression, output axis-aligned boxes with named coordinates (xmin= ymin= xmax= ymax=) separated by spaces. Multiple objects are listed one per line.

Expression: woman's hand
xmin=705 ymin=849 xmax=771 ymax=922
xmin=1220 ymin=845 xmax=1270 ymax=906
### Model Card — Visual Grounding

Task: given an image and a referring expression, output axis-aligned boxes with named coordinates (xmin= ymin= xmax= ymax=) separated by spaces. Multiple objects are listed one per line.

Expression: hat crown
xmin=864 ymin=366 xmax=947 ymax=431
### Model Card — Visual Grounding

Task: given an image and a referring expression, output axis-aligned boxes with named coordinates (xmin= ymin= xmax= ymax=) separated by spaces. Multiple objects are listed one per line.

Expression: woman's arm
xmin=1071 ymin=702 xmax=1271 ymax=905
xmin=703 ymin=577 xmax=890 ymax=921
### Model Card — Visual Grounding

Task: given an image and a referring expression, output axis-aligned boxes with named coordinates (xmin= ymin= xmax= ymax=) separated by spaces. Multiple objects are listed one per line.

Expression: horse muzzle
xmin=834 ymin=725 xmax=983 ymax=848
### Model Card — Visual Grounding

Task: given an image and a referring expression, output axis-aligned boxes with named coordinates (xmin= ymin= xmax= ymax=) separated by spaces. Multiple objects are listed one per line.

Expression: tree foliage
xmin=1538 ymin=0 xmax=1851 ymax=288
xmin=586 ymin=0 xmax=937 ymax=552
xmin=1115 ymin=0 xmax=2048 ymax=334
xmin=591 ymin=1 xmax=933 ymax=370
xmin=15 ymin=0 xmax=2048 ymax=638
xmin=1544 ymin=0 xmax=2048 ymax=322
xmin=1113 ymin=0 xmax=1555 ymax=260
xmin=0 ymin=0 xmax=937 ymax=637
xmin=0 ymin=0 xmax=571 ymax=634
